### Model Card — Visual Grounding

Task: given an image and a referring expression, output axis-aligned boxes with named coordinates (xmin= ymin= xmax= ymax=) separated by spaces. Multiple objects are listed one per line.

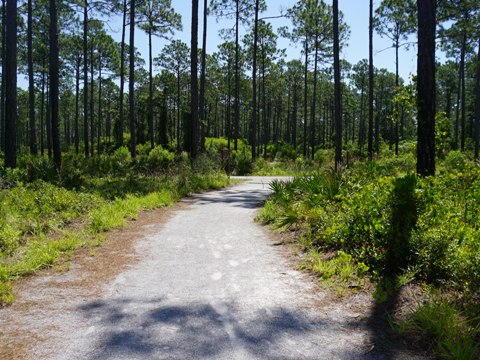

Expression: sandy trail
xmin=0 ymin=177 xmax=423 ymax=360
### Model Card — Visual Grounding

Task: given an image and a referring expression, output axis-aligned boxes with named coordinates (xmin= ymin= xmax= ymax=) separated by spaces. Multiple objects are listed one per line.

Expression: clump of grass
xmin=0 ymin=157 xmax=230 ymax=306
xmin=304 ymin=249 xmax=369 ymax=289
xmin=397 ymin=301 xmax=479 ymax=359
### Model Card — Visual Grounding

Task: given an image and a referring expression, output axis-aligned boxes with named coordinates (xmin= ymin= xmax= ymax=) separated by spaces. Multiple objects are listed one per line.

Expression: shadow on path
xmin=192 ymin=188 xmax=270 ymax=210
xmin=79 ymin=297 xmax=378 ymax=360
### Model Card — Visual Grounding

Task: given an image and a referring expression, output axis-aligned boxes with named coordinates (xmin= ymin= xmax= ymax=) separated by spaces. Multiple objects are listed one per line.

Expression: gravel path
xmin=1 ymin=177 xmax=422 ymax=360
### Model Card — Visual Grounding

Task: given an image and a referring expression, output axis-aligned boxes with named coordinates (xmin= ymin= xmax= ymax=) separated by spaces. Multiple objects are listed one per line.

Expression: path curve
xmin=2 ymin=177 xmax=417 ymax=359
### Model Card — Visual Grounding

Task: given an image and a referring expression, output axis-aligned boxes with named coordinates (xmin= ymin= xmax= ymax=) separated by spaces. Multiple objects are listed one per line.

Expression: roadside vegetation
xmin=257 ymin=143 xmax=480 ymax=359
xmin=0 ymin=145 xmax=229 ymax=305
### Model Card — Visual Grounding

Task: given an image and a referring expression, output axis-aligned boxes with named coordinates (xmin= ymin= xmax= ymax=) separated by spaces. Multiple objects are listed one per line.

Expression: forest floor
xmin=0 ymin=177 xmax=428 ymax=360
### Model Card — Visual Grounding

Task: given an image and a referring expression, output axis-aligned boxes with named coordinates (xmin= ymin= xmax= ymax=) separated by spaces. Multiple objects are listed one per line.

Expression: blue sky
xmin=16 ymin=1 xmax=418 ymax=87
xmin=136 ymin=0 xmax=418 ymax=82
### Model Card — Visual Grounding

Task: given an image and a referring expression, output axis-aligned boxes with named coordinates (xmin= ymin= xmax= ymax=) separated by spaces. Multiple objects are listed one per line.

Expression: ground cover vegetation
xmin=0 ymin=0 xmax=479 ymax=358
xmin=258 ymin=145 xmax=480 ymax=359
xmin=0 ymin=147 xmax=229 ymax=305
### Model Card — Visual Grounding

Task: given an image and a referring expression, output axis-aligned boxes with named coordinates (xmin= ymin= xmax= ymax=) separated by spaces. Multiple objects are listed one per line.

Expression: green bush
xmin=147 ymin=145 xmax=175 ymax=171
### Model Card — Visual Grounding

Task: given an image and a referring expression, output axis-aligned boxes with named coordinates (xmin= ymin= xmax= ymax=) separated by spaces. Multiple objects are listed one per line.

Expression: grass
xmin=257 ymin=147 xmax=480 ymax=359
xmin=397 ymin=300 xmax=479 ymax=359
xmin=0 ymin=169 xmax=229 ymax=306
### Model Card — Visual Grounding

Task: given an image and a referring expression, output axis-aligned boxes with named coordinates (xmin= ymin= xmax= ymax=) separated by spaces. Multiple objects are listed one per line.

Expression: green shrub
xmin=147 ymin=145 xmax=175 ymax=171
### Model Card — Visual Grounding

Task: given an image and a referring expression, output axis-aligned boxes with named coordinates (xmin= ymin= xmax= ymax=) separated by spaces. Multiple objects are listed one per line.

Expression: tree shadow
xmin=364 ymin=175 xmax=427 ymax=359
xmin=78 ymin=297 xmax=382 ymax=360
xmin=192 ymin=188 xmax=270 ymax=209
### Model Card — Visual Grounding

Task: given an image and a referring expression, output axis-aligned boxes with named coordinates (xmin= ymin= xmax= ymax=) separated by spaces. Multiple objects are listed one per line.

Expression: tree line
xmin=0 ymin=0 xmax=478 ymax=177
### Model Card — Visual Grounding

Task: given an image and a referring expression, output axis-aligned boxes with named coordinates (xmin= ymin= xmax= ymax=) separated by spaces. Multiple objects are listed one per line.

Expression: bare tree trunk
xmin=251 ymin=0 xmax=259 ymax=161
xmin=27 ymin=0 xmax=37 ymax=155
xmin=129 ymin=0 xmax=136 ymax=157
xmin=303 ymin=38 xmax=308 ymax=158
xmin=50 ymin=0 xmax=61 ymax=169
xmin=116 ymin=0 xmax=127 ymax=148
xmin=368 ymin=0 xmax=374 ymax=161
xmin=460 ymin=30 xmax=466 ymax=151
xmin=333 ymin=0 xmax=342 ymax=170
xmin=0 ymin=0 xmax=5 ymax=153
xmin=83 ymin=0 xmax=89 ymax=157
xmin=233 ymin=0 xmax=240 ymax=151
xmin=416 ymin=0 xmax=436 ymax=176
xmin=90 ymin=47 xmax=95 ymax=156
xmin=199 ymin=0 xmax=208 ymax=152
xmin=474 ymin=37 xmax=480 ymax=159
xmin=148 ymin=28 xmax=154 ymax=149
xmin=191 ymin=0 xmax=199 ymax=159
xmin=75 ymin=53 xmax=80 ymax=154
xmin=4 ymin=0 xmax=17 ymax=167
xmin=311 ymin=36 xmax=319 ymax=159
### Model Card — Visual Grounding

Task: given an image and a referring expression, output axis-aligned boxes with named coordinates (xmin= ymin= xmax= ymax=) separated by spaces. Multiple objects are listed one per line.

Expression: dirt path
xmin=0 ymin=177 xmax=424 ymax=360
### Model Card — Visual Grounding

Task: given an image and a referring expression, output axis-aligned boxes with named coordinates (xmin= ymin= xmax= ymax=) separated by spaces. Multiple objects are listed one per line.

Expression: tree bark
xmin=75 ymin=53 xmax=80 ymax=154
xmin=233 ymin=0 xmax=240 ymax=151
xmin=4 ymin=0 xmax=17 ymax=168
xmin=190 ymin=0 xmax=199 ymax=159
xmin=416 ymin=0 xmax=436 ymax=176
xmin=251 ymin=0 xmax=259 ymax=161
xmin=199 ymin=0 xmax=208 ymax=151
xmin=129 ymin=0 xmax=136 ymax=157
xmin=333 ymin=0 xmax=342 ymax=170
xmin=116 ymin=0 xmax=127 ymax=148
xmin=0 ymin=0 xmax=5 ymax=153
xmin=368 ymin=0 xmax=374 ymax=161
xmin=50 ymin=0 xmax=61 ymax=170
xmin=311 ymin=36 xmax=319 ymax=159
xmin=147 ymin=28 xmax=154 ymax=149
xmin=27 ymin=0 xmax=37 ymax=155
xmin=303 ymin=38 xmax=308 ymax=158
xmin=83 ymin=0 xmax=89 ymax=157
xmin=474 ymin=37 xmax=480 ymax=159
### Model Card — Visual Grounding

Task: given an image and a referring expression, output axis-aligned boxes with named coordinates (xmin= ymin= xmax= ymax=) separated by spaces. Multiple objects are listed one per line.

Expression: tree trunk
xmin=190 ymin=0 xmax=199 ymax=159
xmin=75 ymin=53 xmax=80 ymax=154
xmin=460 ymin=30 xmax=466 ymax=151
xmin=251 ymin=0 xmax=259 ymax=161
xmin=4 ymin=0 xmax=16 ymax=168
xmin=416 ymin=0 xmax=436 ymax=176
xmin=83 ymin=0 xmax=89 ymax=157
xmin=233 ymin=0 xmax=240 ymax=151
xmin=129 ymin=0 xmax=136 ymax=157
xmin=98 ymin=58 xmax=102 ymax=154
xmin=90 ymin=47 xmax=95 ymax=156
xmin=333 ymin=0 xmax=342 ymax=170
xmin=394 ymin=39 xmax=399 ymax=155
xmin=27 ymin=0 xmax=37 ymax=155
xmin=116 ymin=0 xmax=127 ymax=148
xmin=40 ymin=69 xmax=45 ymax=155
xmin=199 ymin=0 xmax=208 ymax=151
xmin=148 ymin=28 xmax=154 ymax=149
xmin=0 ymin=0 xmax=5 ymax=153
xmin=368 ymin=0 xmax=374 ymax=161
xmin=311 ymin=36 xmax=319 ymax=159
xmin=303 ymin=38 xmax=308 ymax=158
xmin=50 ymin=0 xmax=62 ymax=171
xmin=474 ymin=37 xmax=480 ymax=159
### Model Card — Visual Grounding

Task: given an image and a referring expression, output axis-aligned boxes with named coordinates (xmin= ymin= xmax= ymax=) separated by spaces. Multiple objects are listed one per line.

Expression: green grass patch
xmin=0 ymin=154 xmax=230 ymax=306
xmin=397 ymin=300 xmax=479 ymax=359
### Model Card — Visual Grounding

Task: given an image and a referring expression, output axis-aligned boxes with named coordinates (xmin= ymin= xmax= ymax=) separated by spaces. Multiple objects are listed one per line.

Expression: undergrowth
xmin=258 ymin=148 xmax=480 ymax=359
xmin=0 ymin=150 xmax=229 ymax=306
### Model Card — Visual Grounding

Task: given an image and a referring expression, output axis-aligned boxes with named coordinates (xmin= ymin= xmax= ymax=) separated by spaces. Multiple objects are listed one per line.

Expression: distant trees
xmin=138 ymin=0 xmax=181 ymax=149
xmin=0 ymin=0 xmax=479 ymax=174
